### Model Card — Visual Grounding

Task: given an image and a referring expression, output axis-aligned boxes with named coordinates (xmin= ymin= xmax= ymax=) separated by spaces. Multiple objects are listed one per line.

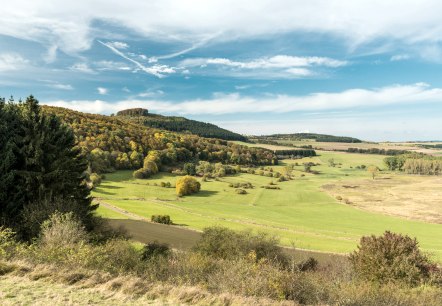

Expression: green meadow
xmin=94 ymin=151 xmax=442 ymax=261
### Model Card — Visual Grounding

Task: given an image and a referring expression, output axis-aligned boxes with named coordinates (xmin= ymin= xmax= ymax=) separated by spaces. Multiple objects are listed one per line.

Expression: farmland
xmin=239 ymin=139 xmax=442 ymax=156
xmin=94 ymin=150 xmax=442 ymax=261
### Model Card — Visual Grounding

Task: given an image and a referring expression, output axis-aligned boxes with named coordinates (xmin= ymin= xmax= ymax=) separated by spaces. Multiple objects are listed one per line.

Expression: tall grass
xmin=1 ymin=218 xmax=442 ymax=305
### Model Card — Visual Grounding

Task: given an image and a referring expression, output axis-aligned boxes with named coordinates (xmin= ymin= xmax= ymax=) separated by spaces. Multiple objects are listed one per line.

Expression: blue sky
xmin=1 ymin=1 xmax=442 ymax=141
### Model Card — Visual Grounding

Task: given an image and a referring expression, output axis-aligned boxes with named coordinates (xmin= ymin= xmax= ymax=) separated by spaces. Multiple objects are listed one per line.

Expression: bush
xmin=141 ymin=241 xmax=171 ymax=260
xmin=89 ymin=173 xmax=102 ymax=187
xmin=133 ymin=168 xmax=148 ymax=179
xmin=20 ymin=197 xmax=97 ymax=240
xmin=261 ymin=185 xmax=281 ymax=190
xmin=151 ymin=215 xmax=172 ymax=225
xmin=349 ymin=231 xmax=434 ymax=286
xmin=297 ymin=257 xmax=318 ymax=272
xmin=193 ymin=226 xmax=287 ymax=263
xmin=176 ymin=175 xmax=201 ymax=196
xmin=183 ymin=162 xmax=196 ymax=176
xmin=40 ymin=212 xmax=88 ymax=247
xmin=235 ymin=189 xmax=247 ymax=194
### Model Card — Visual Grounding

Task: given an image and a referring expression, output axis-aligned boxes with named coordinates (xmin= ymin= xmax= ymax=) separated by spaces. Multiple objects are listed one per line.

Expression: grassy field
xmin=94 ymin=151 xmax=442 ymax=261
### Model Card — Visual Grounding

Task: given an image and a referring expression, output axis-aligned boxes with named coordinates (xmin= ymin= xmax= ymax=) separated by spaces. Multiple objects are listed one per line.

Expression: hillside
xmin=42 ymin=106 xmax=276 ymax=174
xmin=116 ymin=108 xmax=247 ymax=141
xmin=256 ymin=133 xmax=362 ymax=143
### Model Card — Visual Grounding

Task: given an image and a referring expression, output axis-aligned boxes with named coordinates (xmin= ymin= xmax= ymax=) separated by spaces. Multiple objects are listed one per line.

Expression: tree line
xmin=347 ymin=147 xmax=411 ymax=155
xmin=384 ymin=154 xmax=442 ymax=175
xmin=274 ymin=149 xmax=317 ymax=158
xmin=256 ymin=133 xmax=362 ymax=143
xmin=43 ymin=106 xmax=276 ymax=174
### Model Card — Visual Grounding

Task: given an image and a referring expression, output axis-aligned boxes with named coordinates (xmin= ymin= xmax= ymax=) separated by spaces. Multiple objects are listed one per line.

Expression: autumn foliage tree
xmin=176 ymin=175 xmax=201 ymax=196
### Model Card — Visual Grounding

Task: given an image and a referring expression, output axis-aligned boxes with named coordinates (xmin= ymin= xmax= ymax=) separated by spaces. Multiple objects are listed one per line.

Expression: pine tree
xmin=0 ymin=96 xmax=96 ymax=238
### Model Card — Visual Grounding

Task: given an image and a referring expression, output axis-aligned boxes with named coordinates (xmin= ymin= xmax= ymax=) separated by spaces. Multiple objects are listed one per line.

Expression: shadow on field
xmin=192 ymin=190 xmax=219 ymax=197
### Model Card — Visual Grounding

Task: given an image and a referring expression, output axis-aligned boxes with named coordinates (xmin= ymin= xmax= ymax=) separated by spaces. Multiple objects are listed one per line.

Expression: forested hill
xmin=115 ymin=108 xmax=247 ymax=141
xmin=42 ymin=106 xmax=276 ymax=173
xmin=257 ymin=133 xmax=362 ymax=143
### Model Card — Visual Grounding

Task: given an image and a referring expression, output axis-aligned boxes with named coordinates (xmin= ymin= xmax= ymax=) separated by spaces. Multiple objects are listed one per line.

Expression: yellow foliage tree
xmin=176 ymin=175 xmax=201 ymax=197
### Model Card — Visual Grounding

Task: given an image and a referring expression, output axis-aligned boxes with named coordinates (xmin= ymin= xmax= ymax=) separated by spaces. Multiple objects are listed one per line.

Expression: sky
xmin=1 ymin=1 xmax=442 ymax=141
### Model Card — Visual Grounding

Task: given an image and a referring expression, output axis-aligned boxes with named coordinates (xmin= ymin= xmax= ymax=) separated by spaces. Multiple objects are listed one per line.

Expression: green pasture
xmin=94 ymin=151 xmax=442 ymax=261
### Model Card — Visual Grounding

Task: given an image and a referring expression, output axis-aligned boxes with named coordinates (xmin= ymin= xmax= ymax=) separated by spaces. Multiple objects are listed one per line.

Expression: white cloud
xmin=107 ymin=41 xmax=129 ymax=49
xmin=97 ymin=87 xmax=108 ymax=95
xmin=2 ymin=1 xmax=442 ymax=58
xmin=0 ymin=53 xmax=29 ymax=71
xmin=182 ymin=55 xmax=347 ymax=69
xmin=49 ymin=83 xmax=73 ymax=90
xmin=45 ymin=83 xmax=442 ymax=115
xmin=137 ymin=90 xmax=164 ymax=98
xmin=180 ymin=55 xmax=345 ymax=78
xmin=94 ymin=60 xmax=131 ymax=71
xmin=70 ymin=62 xmax=95 ymax=73
xmin=390 ymin=54 xmax=411 ymax=61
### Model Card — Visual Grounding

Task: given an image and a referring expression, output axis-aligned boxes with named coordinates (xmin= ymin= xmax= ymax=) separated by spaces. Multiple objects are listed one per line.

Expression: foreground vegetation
xmin=1 ymin=220 xmax=442 ymax=305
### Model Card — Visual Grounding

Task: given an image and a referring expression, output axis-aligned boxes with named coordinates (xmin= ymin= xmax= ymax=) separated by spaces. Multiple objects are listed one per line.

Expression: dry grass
xmin=322 ymin=173 xmax=442 ymax=224
xmin=0 ymin=260 xmax=294 ymax=305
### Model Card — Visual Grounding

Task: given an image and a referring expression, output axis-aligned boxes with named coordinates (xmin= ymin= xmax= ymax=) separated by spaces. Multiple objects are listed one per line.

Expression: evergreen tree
xmin=0 ymin=96 xmax=96 ymax=238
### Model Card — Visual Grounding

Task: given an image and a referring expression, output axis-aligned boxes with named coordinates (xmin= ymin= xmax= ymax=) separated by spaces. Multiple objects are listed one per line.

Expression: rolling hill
xmin=116 ymin=108 xmax=247 ymax=141
xmin=42 ymin=106 xmax=276 ymax=174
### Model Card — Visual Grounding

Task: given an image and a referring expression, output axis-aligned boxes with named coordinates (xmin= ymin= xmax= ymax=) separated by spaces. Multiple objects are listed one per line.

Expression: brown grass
xmin=322 ymin=173 xmax=442 ymax=223
xmin=0 ymin=260 xmax=294 ymax=305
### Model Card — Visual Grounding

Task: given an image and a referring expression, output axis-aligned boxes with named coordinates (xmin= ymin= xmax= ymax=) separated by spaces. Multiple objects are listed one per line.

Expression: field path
xmin=96 ymin=198 xmax=148 ymax=221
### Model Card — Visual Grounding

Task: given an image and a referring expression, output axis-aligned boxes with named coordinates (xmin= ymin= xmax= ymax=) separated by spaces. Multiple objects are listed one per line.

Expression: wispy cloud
xmin=181 ymin=55 xmax=347 ymax=69
xmin=45 ymin=83 xmax=442 ymax=115
xmin=0 ymin=53 xmax=29 ymax=72
xmin=180 ymin=55 xmax=347 ymax=78
xmin=107 ymin=41 xmax=129 ymax=50
xmin=4 ymin=1 xmax=442 ymax=59
xmin=49 ymin=83 xmax=73 ymax=90
xmin=390 ymin=54 xmax=411 ymax=61
xmin=98 ymin=40 xmax=176 ymax=78
xmin=69 ymin=62 xmax=95 ymax=73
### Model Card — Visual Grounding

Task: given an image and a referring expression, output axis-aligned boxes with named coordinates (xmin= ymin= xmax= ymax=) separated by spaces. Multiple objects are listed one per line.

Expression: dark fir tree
xmin=0 ymin=96 xmax=96 ymax=238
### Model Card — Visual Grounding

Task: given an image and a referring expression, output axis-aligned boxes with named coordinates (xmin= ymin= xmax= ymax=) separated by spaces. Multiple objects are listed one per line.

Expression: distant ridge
xmin=116 ymin=108 xmax=247 ymax=141
xmin=258 ymin=133 xmax=362 ymax=143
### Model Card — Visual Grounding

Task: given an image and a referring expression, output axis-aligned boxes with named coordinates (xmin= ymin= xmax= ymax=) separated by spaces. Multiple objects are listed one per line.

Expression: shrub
xmin=151 ymin=215 xmax=172 ymax=225
xmin=160 ymin=182 xmax=166 ymax=187
xmin=349 ymin=231 xmax=434 ymax=286
xmin=176 ymin=175 xmax=201 ymax=196
xmin=297 ymin=257 xmax=318 ymax=272
xmin=0 ymin=227 xmax=17 ymax=259
xmin=20 ymin=197 xmax=97 ymax=240
xmin=235 ymin=189 xmax=247 ymax=194
xmin=193 ymin=226 xmax=287 ymax=263
xmin=336 ymin=196 xmax=343 ymax=201
xmin=261 ymin=185 xmax=281 ymax=190
xmin=89 ymin=173 xmax=102 ymax=187
xmin=141 ymin=241 xmax=171 ymax=260
xmin=133 ymin=168 xmax=148 ymax=179
xmin=183 ymin=162 xmax=196 ymax=176
xmin=40 ymin=212 xmax=88 ymax=247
